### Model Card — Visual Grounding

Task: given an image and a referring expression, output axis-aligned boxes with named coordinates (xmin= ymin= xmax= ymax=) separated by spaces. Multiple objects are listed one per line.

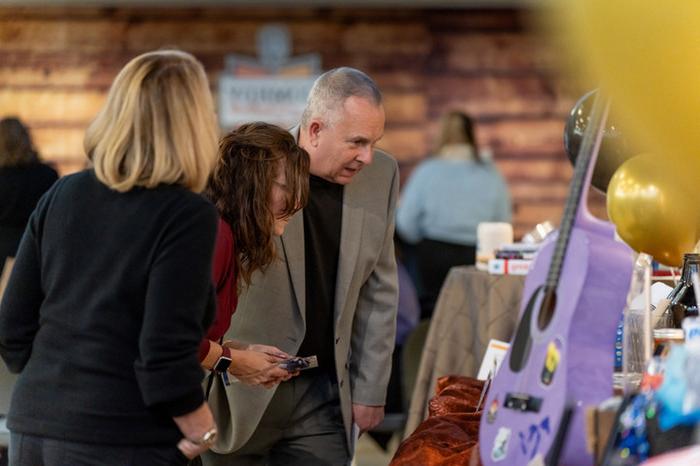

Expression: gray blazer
xmin=209 ymin=146 xmax=400 ymax=454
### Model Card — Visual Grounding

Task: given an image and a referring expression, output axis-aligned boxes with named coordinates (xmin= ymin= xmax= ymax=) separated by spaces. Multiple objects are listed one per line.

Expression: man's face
xmin=309 ymin=96 xmax=385 ymax=185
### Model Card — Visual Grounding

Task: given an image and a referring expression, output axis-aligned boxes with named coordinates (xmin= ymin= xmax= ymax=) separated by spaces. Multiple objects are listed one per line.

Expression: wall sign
xmin=218 ymin=24 xmax=321 ymax=128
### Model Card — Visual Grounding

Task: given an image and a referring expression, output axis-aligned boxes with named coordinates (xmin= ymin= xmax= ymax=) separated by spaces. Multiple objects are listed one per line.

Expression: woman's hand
xmin=221 ymin=339 xmax=248 ymax=350
xmin=172 ymin=402 xmax=216 ymax=459
xmin=228 ymin=348 xmax=296 ymax=387
xmin=222 ymin=340 xmax=290 ymax=360
xmin=247 ymin=343 xmax=290 ymax=359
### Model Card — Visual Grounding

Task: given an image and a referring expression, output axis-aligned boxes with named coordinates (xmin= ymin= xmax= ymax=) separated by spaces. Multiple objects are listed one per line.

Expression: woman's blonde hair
xmin=85 ymin=50 xmax=218 ymax=192
xmin=436 ymin=111 xmax=483 ymax=163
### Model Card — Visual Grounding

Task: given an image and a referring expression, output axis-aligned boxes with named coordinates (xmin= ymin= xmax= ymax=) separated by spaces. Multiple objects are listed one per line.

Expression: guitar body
xmin=479 ymin=219 xmax=634 ymax=466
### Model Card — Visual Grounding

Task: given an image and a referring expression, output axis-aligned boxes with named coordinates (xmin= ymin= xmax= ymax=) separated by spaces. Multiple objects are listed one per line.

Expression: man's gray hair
xmin=300 ymin=67 xmax=382 ymax=128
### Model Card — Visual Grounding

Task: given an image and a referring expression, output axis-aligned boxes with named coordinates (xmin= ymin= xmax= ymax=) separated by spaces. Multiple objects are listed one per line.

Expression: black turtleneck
xmin=298 ymin=175 xmax=344 ymax=373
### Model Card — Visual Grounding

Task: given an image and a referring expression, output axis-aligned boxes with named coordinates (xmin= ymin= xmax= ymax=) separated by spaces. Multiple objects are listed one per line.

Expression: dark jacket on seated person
xmin=0 ymin=162 xmax=58 ymax=265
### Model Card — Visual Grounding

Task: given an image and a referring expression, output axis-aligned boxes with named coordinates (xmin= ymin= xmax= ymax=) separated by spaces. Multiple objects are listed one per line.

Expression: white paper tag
xmin=477 ymin=339 xmax=510 ymax=381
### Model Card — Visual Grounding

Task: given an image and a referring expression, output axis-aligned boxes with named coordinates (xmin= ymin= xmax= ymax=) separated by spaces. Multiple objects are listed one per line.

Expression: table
xmin=404 ymin=266 xmax=524 ymax=437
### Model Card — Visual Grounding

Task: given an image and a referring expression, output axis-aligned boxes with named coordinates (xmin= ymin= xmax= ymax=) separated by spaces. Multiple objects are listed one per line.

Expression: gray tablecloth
xmin=404 ymin=266 xmax=524 ymax=438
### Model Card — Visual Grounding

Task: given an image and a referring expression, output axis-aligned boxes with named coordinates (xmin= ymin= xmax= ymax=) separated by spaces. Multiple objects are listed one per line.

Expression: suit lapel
xmin=334 ymin=180 xmax=365 ymax=325
xmin=280 ymin=210 xmax=305 ymax=323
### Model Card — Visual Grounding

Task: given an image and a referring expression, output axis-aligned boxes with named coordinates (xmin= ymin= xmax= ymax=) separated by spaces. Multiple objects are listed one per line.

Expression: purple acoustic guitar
xmin=479 ymin=95 xmax=634 ymax=466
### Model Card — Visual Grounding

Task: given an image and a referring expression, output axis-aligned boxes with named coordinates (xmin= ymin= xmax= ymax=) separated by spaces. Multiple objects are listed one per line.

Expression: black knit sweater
xmin=0 ymin=170 xmax=216 ymax=445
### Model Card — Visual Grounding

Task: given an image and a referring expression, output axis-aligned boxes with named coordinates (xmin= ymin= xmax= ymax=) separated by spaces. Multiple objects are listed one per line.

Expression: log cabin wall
xmin=0 ymin=6 xmax=604 ymax=238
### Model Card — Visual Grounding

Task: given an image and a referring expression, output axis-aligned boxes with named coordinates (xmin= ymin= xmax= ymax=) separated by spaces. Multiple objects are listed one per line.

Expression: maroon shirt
xmin=198 ymin=218 xmax=238 ymax=362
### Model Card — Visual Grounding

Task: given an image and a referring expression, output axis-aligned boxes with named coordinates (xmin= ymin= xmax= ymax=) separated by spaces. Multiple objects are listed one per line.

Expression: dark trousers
xmin=203 ymin=372 xmax=349 ymax=466
xmin=415 ymin=239 xmax=476 ymax=318
xmin=9 ymin=432 xmax=188 ymax=466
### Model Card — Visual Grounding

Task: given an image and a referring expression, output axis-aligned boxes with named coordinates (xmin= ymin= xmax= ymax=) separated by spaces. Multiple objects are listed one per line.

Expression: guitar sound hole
xmin=537 ymin=289 xmax=558 ymax=331
xmin=509 ymin=286 xmax=542 ymax=373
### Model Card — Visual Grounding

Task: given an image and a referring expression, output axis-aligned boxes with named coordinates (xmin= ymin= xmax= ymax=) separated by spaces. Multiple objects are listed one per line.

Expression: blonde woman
xmin=0 ymin=50 xmax=220 ymax=464
xmin=396 ymin=111 xmax=511 ymax=316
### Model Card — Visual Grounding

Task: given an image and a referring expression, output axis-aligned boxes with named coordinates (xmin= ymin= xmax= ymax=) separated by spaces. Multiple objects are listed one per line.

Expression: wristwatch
xmin=190 ymin=427 xmax=218 ymax=447
xmin=212 ymin=346 xmax=232 ymax=373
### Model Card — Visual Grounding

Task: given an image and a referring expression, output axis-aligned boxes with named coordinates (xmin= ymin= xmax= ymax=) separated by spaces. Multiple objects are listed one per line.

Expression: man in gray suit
xmin=203 ymin=68 xmax=399 ymax=465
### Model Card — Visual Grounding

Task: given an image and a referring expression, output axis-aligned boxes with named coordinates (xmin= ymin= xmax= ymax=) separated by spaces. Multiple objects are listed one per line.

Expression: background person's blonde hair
xmin=436 ymin=111 xmax=483 ymax=163
xmin=85 ymin=50 xmax=218 ymax=192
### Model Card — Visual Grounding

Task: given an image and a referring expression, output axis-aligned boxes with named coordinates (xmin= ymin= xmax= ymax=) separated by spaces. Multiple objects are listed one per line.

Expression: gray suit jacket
xmin=209 ymin=146 xmax=400 ymax=454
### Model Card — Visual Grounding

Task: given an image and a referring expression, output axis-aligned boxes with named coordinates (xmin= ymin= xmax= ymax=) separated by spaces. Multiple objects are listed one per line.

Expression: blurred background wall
xmin=0 ymin=6 xmax=601 ymax=238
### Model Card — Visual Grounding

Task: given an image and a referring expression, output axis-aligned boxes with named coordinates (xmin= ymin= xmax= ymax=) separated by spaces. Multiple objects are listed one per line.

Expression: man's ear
xmin=307 ymin=120 xmax=323 ymax=148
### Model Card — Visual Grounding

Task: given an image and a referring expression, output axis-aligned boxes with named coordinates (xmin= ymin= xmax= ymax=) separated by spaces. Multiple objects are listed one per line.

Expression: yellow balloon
xmin=564 ymin=1 xmax=700 ymax=172
xmin=607 ymin=155 xmax=700 ymax=266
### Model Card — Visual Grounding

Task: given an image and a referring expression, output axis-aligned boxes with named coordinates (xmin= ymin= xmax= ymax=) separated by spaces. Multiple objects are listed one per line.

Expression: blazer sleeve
xmin=0 ymin=185 xmax=54 ymax=373
xmin=349 ymin=160 xmax=400 ymax=406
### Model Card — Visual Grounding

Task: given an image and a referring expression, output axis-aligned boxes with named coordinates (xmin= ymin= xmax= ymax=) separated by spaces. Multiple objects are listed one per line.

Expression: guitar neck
xmin=545 ymin=95 xmax=610 ymax=290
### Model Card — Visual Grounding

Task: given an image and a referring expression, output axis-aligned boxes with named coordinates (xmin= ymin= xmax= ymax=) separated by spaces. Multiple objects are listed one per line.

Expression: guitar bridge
xmin=504 ymin=393 xmax=543 ymax=413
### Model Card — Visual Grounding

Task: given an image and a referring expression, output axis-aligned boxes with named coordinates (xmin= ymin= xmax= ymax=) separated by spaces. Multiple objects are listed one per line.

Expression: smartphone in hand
xmin=278 ymin=355 xmax=318 ymax=372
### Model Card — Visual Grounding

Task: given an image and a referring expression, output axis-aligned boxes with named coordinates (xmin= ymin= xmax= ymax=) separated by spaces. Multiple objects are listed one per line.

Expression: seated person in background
xmin=0 ymin=117 xmax=58 ymax=269
xmin=396 ymin=111 xmax=511 ymax=318
xmin=199 ymin=122 xmax=310 ymax=388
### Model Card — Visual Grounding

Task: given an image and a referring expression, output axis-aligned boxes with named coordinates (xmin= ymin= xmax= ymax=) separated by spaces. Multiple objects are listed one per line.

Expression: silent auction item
xmin=479 ymin=94 xmax=634 ymax=466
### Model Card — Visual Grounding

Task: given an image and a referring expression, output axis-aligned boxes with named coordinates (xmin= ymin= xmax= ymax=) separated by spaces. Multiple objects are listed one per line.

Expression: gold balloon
xmin=563 ymin=1 xmax=700 ymax=173
xmin=607 ymin=155 xmax=700 ymax=266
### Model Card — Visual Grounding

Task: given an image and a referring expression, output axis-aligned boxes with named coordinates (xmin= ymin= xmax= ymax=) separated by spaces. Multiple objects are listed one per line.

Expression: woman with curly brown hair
xmin=198 ymin=122 xmax=310 ymax=389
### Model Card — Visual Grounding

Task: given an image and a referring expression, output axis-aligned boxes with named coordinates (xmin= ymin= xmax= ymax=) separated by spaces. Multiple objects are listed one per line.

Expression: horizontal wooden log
xmin=125 ymin=20 xmax=257 ymax=54
xmin=378 ymin=127 xmax=427 ymax=162
xmin=372 ymin=72 xmax=425 ymax=92
xmin=426 ymin=10 xmax=523 ymax=32
xmin=509 ymin=180 xmax=569 ymax=202
xmin=0 ymin=65 xmax=105 ymax=88
xmin=383 ymin=92 xmax=428 ymax=125
xmin=479 ymin=118 xmax=566 ymax=154
xmin=433 ymin=33 xmax=558 ymax=73
xmin=0 ymin=89 xmax=106 ymax=123
xmin=494 ymin=157 xmax=572 ymax=182
xmin=426 ymin=75 xmax=576 ymax=119
xmin=31 ymin=127 xmax=86 ymax=161
xmin=340 ymin=22 xmax=432 ymax=56
xmin=0 ymin=7 xmax=107 ymax=19
xmin=0 ymin=19 xmax=126 ymax=52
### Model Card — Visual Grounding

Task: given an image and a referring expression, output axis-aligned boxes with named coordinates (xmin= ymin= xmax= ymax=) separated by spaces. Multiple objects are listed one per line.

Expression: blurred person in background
xmin=0 ymin=117 xmax=58 ymax=270
xmin=0 ymin=50 xmax=220 ymax=465
xmin=198 ymin=122 xmax=310 ymax=390
xmin=396 ymin=111 xmax=511 ymax=318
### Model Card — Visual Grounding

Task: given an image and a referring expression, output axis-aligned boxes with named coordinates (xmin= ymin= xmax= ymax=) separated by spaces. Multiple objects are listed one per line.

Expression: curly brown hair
xmin=0 ymin=117 xmax=40 ymax=168
xmin=205 ymin=122 xmax=310 ymax=287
